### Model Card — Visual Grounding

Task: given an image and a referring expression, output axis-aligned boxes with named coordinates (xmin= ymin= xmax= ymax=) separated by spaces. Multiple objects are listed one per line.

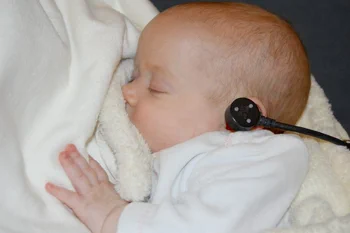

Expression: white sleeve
xmin=117 ymin=135 xmax=309 ymax=233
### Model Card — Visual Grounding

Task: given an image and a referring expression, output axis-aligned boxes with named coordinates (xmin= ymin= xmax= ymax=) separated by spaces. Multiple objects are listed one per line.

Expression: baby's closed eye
xmin=149 ymin=88 xmax=165 ymax=94
xmin=149 ymin=81 xmax=168 ymax=94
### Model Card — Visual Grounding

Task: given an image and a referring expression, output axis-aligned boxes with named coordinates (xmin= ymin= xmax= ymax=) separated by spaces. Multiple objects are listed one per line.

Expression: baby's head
xmin=122 ymin=2 xmax=310 ymax=152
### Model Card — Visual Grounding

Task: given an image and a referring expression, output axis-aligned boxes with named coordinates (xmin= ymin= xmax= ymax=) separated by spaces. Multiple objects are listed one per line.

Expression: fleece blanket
xmin=0 ymin=1 xmax=349 ymax=233
xmin=264 ymin=77 xmax=350 ymax=233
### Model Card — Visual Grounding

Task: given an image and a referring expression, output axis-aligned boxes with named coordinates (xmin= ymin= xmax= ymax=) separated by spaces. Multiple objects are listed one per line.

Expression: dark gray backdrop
xmin=150 ymin=0 xmax=350 ymax=134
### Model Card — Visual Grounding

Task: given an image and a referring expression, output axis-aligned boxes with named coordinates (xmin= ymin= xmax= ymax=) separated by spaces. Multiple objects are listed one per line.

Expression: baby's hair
xmin=163 ymin=3 xmax=311 ymax=125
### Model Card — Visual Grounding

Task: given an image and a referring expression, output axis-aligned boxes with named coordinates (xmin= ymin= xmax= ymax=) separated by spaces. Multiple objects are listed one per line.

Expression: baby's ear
xmin=248 ymin=97 xmax=267 ymax=117
xmin=248 ymin=97 xmax=267 ymax=131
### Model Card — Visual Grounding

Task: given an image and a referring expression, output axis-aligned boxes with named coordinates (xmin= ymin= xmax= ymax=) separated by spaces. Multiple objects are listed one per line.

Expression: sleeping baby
xmin=46 ymin=2 xmax=311 ymax=233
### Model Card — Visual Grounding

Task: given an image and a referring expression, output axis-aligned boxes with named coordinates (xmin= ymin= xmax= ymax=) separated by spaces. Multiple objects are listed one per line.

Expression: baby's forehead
xmin=146 ymin=9 xmax=253 ymax=53
xmin=142 ymin=5 xmax=285 ymax=71
xmin=152 ymin=3 xmax=283 ymax=39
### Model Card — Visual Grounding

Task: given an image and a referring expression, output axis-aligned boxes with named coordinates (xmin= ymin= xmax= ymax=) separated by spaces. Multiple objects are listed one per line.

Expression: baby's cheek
xmin=129 ymin=112 xmax=144 ymax=132
xmin=130 ymin=104 xmax=192 ymax=151
xmin=133 ymin=111 xmax=170 ymax=151
xmin=131 ymin=107 xmax=154 ymax=136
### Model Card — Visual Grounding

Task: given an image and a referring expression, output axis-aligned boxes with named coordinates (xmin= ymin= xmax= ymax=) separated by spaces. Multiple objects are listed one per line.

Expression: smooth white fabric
xmin=0 ymin=0 xmax=155 ymax=232
xmin=118 ymin=130 xmax=309 ymax=233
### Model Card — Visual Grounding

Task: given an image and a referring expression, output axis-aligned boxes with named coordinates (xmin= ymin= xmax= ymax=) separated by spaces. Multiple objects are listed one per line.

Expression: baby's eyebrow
xmin=151 ymin=65 xmax=174 ymax=80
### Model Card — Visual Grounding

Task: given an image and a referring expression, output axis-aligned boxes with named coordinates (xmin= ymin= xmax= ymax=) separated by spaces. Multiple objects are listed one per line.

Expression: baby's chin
xmin=149 ymin=143 xmax=169 ymax=154
xmin=148 ymin=138 xmax=183 ymax=153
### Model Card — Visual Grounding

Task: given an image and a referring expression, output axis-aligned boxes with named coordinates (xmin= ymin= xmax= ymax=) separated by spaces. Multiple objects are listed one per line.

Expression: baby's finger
xmin=45 ymin=183 xmax=80 ymax=210
xmin=64 ymin=144 xmax=77 ymax=153
xmin=70 ymin=152 xmax=99 ymax=186
xmin=62 ymin=144 xmax=99 ymax=185
xmin=88 ymin=156 xmax=109 ymax=182
xmin=59 ymin=152 xmax=91 ymax=194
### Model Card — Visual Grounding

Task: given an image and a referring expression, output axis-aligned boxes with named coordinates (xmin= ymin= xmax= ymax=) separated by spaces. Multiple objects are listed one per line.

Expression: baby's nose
xmin=122 ymin=83 xmax=138 ymax=107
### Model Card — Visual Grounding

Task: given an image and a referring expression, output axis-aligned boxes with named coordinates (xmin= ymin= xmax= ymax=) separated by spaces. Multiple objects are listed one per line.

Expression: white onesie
xmin=117 ymin=130 xmax=309 ymax=233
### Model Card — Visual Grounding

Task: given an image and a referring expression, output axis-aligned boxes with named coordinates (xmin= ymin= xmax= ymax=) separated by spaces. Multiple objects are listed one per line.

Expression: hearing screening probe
xmin=225 ymin=98 xmax=350 ymax=150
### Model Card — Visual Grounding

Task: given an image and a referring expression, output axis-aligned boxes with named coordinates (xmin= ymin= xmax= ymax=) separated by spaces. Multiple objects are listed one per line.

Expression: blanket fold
xmin=0 ymin=0 xmax=149 ymax=232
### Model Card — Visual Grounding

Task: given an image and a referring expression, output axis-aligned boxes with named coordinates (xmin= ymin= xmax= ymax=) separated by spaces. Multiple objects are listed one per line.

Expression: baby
xmin=46 ymin=2 xmax=311 ymax=233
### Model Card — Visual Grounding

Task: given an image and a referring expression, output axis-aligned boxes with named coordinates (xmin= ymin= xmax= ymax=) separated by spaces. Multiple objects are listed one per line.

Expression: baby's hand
xmin=46 ymin=145 xmax=128 ymax=233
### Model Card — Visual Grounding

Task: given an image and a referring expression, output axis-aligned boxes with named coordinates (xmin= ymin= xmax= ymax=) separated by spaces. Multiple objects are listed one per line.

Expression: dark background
xmin=150 ymin=0 xmax=350 ymax=134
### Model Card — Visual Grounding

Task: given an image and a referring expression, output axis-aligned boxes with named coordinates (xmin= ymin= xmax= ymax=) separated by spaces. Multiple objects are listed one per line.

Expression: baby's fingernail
xmin=65 ymin=144 xmax=76 ymax=152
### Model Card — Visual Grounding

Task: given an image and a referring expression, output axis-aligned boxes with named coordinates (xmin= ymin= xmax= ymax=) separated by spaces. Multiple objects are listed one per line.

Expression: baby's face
xmin=122 ymin=17 xmax=224 ymax=152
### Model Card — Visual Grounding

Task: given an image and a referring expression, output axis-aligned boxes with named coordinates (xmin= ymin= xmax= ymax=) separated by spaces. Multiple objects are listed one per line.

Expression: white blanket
xmin=264 ymin=77 xmax=350 ymax=232
xmin=0 ymin=0 xmax=349 ymax=233
xmin=0 ymin=0 xmax=156 ymax=232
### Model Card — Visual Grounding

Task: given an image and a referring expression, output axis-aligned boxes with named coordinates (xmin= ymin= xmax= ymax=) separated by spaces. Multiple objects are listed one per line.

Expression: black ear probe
xmin=225 ymin=98 xmax=350 ymax=150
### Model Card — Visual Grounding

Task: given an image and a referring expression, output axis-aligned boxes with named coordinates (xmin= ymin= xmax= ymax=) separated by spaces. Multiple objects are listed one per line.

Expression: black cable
xmin=258 ymin=116 xmax=350 ymax=150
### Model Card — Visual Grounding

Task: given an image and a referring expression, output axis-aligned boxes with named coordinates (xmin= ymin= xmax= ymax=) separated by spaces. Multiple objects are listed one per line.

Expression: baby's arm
xmin=46 ymin=134 xmax=309 ymax=233
xmin=117 ymin=135 xmax=309 ymax=233
xmin=45 ymin=145 xmax=128 ymax=233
